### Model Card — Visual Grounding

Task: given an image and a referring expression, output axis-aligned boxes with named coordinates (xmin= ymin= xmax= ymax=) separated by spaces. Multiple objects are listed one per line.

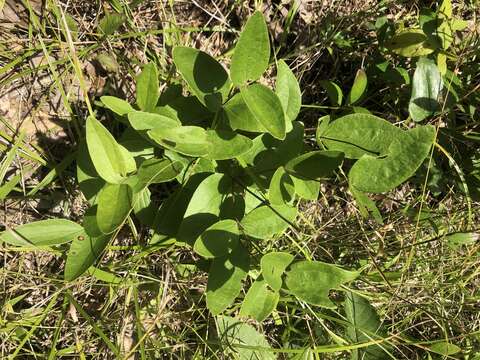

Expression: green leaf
xmin=347 ymin=69 xmax=367 ymax=105
xmin=349 ymin=126 xmax=436 ymax=193
xmin=239 ymin=276 xmax=279 ymax=322
xmin=101 ymin=96 xmax=134 ymax=116
xmin=205 ymin=130 xmax=253 ymax=160
xmin=445 ymin=232 xmax=479 ymax=250
xmin=173 ymin=46 xmax=231 ymax=112
xmin=320 ymin=80 xmax=343 ymax=106
xmin=385 ymin=29 xmax=436 ymax=57
xmin=136 ymin=63 xmax=159 ymax=112
xmin=96 ymin=183 xmax=132 ymax=234
xmin=291 ymin=176 xmax=320 ymax=200
xmin=151 ymin=173 xmax=209 ymax=244
xmin=95 ymin=53 xmax=119 ymax=73
xmin=268 ymin=167 xmax=295 ymax=205
xmin=223 ymin=93 xmax=267 ymax=133
xmin=276 ymin=60 xmax=301 ymax=122
xmin=128 ymin=111 xmax=179 ymax=131
xmin=284 ymin=261 xmax=359 ymax=308
xmin=177 ymin=173 xmax=232 ymax=245
xmin=241 ymin=204 xmax=297 ymax=239
xmin=285 ymin=151 xmax=344 ymax=180
xmin=319 ymin=113 xmax=404 ymax=159
xmin=1 ymin=219 xmax=84 ymax=247
xmin=148 ymin=126 xmax=212 ymax=157
xmin=230 ymin=11 xmax=270 ymax=86
xmin=409 ymin=57 xmax=443 ymax=122
xmin=438 ymin=0 xmax=452 ymax=19
xmin=429 ymin=342 xmax=461 ymax=356
xmin=98 ymin=12 xmax=125 ymax=35
xmin=206 ymin=245 xmax=250 ymax=315
xmin=241 ymin=83 xmax=286 ymax=140
xmin=77 ymin=139 xmax=105 ymax=205
xmin=345 ymin=292 xmax=390 ymax=360
xmin=260 ymin=252 xmax=294 ymax=291
xmin=65 ymin=233 xmax=110 ymax=281
xmin=132 ymin=187 xmax=156 ymax=226
xmin=86 ymin=116 xmax=131 ymax=184
xmin=133 ymin=158 xmax=183 ymax=192
xmin=194 ymin=219 xmax=240 ymax=258
xmin=216 ymin=316 xmax=276 ymax=360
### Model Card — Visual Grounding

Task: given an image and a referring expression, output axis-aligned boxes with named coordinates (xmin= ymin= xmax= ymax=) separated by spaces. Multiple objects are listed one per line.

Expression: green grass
xmin=1 ymin=0 xmax=480 ymax=359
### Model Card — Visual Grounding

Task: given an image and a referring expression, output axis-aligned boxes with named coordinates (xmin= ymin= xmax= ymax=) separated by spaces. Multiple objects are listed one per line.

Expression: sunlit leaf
xmin=96 ymin=183 xmax=132 ymax=234
xmin=223 ymin=93 xmax=267 ymax=133
xmin=320 ymin=80 xmax=343 ymax=106
xmin=349 ymin=126 xmax=436 ymax=193
xmin=268 ymin=167 xmax=295 ymax=205
xmin=347 ymin=69 xmax=367 ymax=105
xmin=128 ymin=111 xmax=179 ymax=131
xmin=86 ymin=116 xmax=131 ymax=184
xmin=284 ymin=261 xmax=359 ymax=307
xmin=241 ymin=84 xmax=286 ymax=140
xmin=260 ymin=252 xmax=294 ymax=291
xmin=239 ymin=276 xmax=279 ymax=322
xmin=230 ymin=11 xmax=270 ymax=86
xmin=136 ymin=63 xmax=159 ymax=112
xmin=241 ymin=204 xmax=297 ymax=239
xmin=173 ymin=46 xmax=231 ymax=112
xmin=409 ymin=57 xmax=443 ymax=122
xmin=207 ymin=245 xmax=249 ymax=315
xmin=148 ymin=126 xmax=212 ymax=157
xmin=385 ymin=29 xmax=436 ymax=57
xmin=217 ymin=316 xmax=276 ymax=360
xmin=345 ymin=292 xmax=391 ymax=360
xmin=205 ymin=130 xmax=253 ymax=160
xmin=1 ymin=219 xmax=83 ymax=247
xmin=101 ymin=96 xmax=134 ymax=116
xmin=194 ymin=219 xmax=240 ymax=258
xmin=276 ymin=60 xmax=301 ymax=121
xmin=319 ymin=113 xmax=403 ymax=159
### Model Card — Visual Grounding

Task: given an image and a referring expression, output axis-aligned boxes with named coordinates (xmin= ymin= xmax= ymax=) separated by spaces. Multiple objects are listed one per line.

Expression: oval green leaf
xmin=241 ymin=83 xmax=286 ymax=140
xmin=409 ymin=57 xmax=443 ymax=122
xmin=268 ymin=167 xmax=295 ymax=205
xmin=206 ymin=245 xmax=249 ymax=315
xmin=241 ymin=204 xmax=297 ymax=239
xmin=205 ymin=129 xmax=253 ymax=160
xmin=148 ymin=126 xmax=212 ymax=157
xmin=276 ymin=60 xmax=301 ymax=122
xmin=222 ymin=93 xmax=267 ymax=133
xmin=1 ymin=219 xmax=84 ymax=247
xmin=347 ymin=69 xmax=367 ymax=105
xmin=133 ymin=158 xmax=184 ymax=192
xmin=86 ymin=116 xmax=130 ymax=184
xmin=230 ymin=11 xmax=270 ymax=86
xmin=64 ymin=233 xmax=110 ymax=281
xmin=239 ymin=276 xmax=279 ymax=322
xmin=193 ymin=219 xmax=240 ymax=258
xmin=284 ymin=261 xmax=359 ymax=308
xmin=136 ymin=62 xmax=159 ymax=111
xmin=128 ymin=111 xmax=180 ymax=130
xmin=385 ymin=29 xmax=436 ymax=57
xmin=101 ymin=96 xmax=134 ymax=116
xmin=96 ymin=183 xmax=132 ymax=234
xmin=320 ymin=80 xmax=343 ymax=106
xmin=173 ymin=46 xmax=231 ymax=112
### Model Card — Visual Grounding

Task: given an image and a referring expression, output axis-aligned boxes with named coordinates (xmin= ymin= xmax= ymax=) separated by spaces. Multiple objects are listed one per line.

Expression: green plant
xmin=0 ymin=8 xmax=451 ymax=359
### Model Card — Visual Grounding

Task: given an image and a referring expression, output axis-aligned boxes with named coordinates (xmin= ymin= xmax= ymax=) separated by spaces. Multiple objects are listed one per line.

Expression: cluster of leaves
xmin=1 ymin=4 xmax=468 ymax=358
